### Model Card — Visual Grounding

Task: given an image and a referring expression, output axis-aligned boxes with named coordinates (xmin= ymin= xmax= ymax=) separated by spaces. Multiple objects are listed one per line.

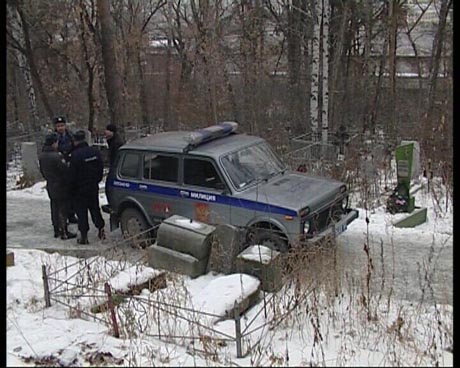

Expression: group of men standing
xmin=38 ymin=116 xmax=124 ymax=244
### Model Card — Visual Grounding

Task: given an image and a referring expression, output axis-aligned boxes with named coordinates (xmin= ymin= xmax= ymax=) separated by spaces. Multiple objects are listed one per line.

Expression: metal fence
xmin=40 ymin=230 xmax=297 ymax=359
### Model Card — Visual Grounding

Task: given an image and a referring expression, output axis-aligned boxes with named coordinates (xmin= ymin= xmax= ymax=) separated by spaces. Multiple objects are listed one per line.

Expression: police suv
xmin=105 ymin=122 xmax=358 ymax=251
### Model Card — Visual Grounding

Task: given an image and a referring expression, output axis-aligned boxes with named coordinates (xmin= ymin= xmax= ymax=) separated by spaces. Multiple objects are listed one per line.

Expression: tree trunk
xmin=164 ymin=0 xmax=173 ymax=130
xmin=8 ymin=4 xmax=40 ymax=135
xmin=136 ymin=47 xmax=149 ymax=127
xmin=310 ymin=0 xmax=321 ymax=141
xmin=387 ymin=0 xmax=397 ymax=142
xmin=426 ymin=0 xmax=451 ymax=121
xmin=97 ymin=0 xmax=125 ymax=132
xmin=362 ymin=0 xmax=373 ymax=133
xmin=77 ymin=2 xmax=96 ymax=132
xmin=329 ymin=1 xmax=349 ymax=132
xmin=16 ymin=3 xmax=54 ymax=123
xmin=321 ymin=0 xmax=330 ymax=145
xmin=286 ymin=0 xmax=302 ymax=134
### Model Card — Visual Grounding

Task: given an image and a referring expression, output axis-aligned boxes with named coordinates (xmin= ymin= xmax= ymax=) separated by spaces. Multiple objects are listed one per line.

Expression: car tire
xmin=120 ymin=208 xmax=152 ymax=248
xmin=247 ymin=227 xmax=289 ymax=253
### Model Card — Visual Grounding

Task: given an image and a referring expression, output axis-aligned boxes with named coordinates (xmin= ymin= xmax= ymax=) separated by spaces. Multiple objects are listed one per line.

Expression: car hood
xmin=234 ymin=171 xmax=345 ymax=214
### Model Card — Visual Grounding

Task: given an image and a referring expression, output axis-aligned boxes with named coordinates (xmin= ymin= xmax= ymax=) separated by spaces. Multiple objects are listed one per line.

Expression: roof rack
xmin=183 ymin=121 xmax=238 ymax=152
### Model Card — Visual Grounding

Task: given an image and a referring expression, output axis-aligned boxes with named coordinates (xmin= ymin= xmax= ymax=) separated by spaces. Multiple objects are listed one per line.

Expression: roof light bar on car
xmin=184 ymin=121 xmax=238 ymax=152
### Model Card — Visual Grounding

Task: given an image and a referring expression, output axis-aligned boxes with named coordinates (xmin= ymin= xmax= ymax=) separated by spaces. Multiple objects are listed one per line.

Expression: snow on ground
xmin=6 ymin=170 xmax=453 ymax=366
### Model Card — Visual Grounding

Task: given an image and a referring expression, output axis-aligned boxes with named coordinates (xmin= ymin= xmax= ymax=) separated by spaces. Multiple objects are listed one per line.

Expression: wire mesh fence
xmin=40 ymin=228 xmax=300 ymax=359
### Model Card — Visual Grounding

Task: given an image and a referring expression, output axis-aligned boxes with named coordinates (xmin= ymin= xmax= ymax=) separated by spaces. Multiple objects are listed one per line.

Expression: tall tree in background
xmin=97 ymin=0 xmax=125 ymax=131
xmin=387 ymin=0 xmax=398 ymax=143
xmin=310 ymin=0 xmax=320 ymax=141
xmin=426 ymin=0 xmax=451 ymax=122
xmin=320 ymin=0 xmax=330 ymax=145
xmin=7 ymin=0 xmax=55 ymax=131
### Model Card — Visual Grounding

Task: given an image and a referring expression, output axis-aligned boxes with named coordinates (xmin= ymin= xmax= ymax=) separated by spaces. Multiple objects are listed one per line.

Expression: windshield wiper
xmin=265 ymin=168 xmax=286 ymax=181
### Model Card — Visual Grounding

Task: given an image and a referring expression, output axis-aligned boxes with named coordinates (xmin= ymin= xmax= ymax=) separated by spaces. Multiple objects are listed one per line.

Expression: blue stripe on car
xmin=109 ymin=178 xmax=298 ymax=217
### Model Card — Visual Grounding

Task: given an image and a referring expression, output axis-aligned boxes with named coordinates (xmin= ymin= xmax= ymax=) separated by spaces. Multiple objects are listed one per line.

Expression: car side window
xmin=143 ymin=153 xmax=178 ymax=183
xmin=119 ymin=152 xmax=140 ymax=178
xmin=184 ymin=158 xmax=224 ymax=190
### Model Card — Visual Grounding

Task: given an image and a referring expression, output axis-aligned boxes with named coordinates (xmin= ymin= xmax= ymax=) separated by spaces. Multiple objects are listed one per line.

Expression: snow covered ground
xmin=6 ymin=165 xmax=453 ymax=366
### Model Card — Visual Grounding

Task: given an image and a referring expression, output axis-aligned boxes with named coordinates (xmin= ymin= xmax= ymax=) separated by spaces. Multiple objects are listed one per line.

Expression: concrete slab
xmin=147 ymin=243 xmax=208 ymax=278
xmin=191 ymin=273 xmax=261 ymax=322
xmin=206 ymin=224 xmax=243 ymax=274
xmin=235 ymin=245 xmax=285 ymax=292
xmin=393 ymin=207 xmax=428 ymax=228
xmin=156 ymin=215 xmax=215 ymax=260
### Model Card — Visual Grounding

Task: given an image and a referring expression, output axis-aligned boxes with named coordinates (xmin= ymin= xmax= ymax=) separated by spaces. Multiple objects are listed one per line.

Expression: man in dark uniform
xmin=69 ymin=130 xmax=106 ymax=244
xmin=38 ymin=133 xmax=77 ymax=240
xmin=104 ymin=124 xmax=124 ymax=206
xmin=54 ymin=115 xmax=78 ymax=224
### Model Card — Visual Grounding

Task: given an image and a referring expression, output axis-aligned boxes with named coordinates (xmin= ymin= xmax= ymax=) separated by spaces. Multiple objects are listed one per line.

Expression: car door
xmin=137 ymin=152 xmax=182 ymax=224
xmin=181 ymin=156 xmax=231 ymax=225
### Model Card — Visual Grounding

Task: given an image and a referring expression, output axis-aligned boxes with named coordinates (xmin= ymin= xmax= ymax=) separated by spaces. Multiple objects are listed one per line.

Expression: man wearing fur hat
xmin=38 ymin=133 xmax=77 ymax=240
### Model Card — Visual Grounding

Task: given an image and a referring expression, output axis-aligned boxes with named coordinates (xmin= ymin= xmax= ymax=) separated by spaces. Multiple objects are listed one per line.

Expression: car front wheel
xmin=247 ymin=227 xmax=289 ymax=253
xmin=120 ymin=208 xmax=152 ymax=248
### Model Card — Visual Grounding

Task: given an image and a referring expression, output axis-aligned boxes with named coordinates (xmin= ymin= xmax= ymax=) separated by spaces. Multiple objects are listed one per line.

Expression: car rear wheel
xmin=247 ymin=227 xmax=289 ymax=253
xmin=120 ymin=208 xmax=152 ymax=248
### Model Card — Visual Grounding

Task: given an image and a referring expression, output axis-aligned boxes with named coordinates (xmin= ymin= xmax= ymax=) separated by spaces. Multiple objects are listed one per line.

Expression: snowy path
xmin=6 ymin=191 xmax=144 ymax=262
xmin=7 ymin=189 xmax=452 ymax=305
xmin=338 ymin=208 xmax=452 ymax=305
xmin=7 ymin=195 xmax=109 ymax=247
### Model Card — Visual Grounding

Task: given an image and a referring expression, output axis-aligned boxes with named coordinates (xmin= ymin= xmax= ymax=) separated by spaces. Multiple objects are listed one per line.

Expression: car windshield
xmin=221 ymin=142 xmax=286 ymax=190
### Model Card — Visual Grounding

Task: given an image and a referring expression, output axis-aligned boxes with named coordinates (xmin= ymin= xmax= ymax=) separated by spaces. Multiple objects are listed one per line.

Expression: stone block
xmin=7 ymin=251 xmax=15 ymax=267
xmin=235 ymin=245 xmax=285 ymax=293
xmin=148 ymin=242 xmax=208 ymax=278
xmin=224 ymin=283 xmax=261 ymax=319
xmin=206 ymin=224 xmax=243 ymax=274
xmin=393 ymin=207 xmax=427 ymax=228
xmin=21 ymin=142 xmax=42 ymax=183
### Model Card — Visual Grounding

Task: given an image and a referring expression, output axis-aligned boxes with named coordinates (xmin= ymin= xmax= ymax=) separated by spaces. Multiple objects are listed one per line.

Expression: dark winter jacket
xmin=69 ymin=142 xmax=104 ymax=196
xmin=107 ymin=133 xmax=125 ymax=169
xmin=55 ymin=129 xmax=74 ymax=159
xmin=38 ymin=146 xmax=70 ymax=200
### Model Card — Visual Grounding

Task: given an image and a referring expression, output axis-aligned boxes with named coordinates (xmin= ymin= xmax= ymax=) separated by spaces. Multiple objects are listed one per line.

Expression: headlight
xmin=341 ymin=196 xmax=348 ymax=209
xmin=303 ymin=221 xmax=311 ymax=234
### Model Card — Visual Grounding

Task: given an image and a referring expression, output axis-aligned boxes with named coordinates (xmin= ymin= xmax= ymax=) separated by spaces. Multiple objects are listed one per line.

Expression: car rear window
xmin=143 ymin=153 xmax=179 ymax=183
xmin=119 ymin=152 xmax=140 ymax=178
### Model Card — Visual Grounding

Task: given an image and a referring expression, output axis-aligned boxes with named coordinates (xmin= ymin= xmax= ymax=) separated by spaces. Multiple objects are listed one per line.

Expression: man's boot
xmin=77 ymin=232 xmax=89 ymax=244
xmin=61 ymin=226 xmax=77 ymax=240
xmin=54 ymin=228 xmax=60 ymax=238
xmin=98 ymin=228 xmax=106 ymax=240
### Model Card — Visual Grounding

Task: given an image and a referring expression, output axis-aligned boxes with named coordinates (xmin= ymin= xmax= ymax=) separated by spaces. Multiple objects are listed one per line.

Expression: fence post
xmin=104 ymin=283 xmax=120 ymax=338
xmin=234 ymin=309 xmax=242 ymax=358
xmin=42 ymin=265 xmax=51 ymax=307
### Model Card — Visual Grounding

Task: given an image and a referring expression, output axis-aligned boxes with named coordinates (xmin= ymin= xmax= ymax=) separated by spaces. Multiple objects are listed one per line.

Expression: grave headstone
xmin=21 ymin=142 xmax=42 ymax=183
xmin=206 ymin=224 xmax=242 ymax=274
xmin=400 ymin=140 xmax=420 ymax=182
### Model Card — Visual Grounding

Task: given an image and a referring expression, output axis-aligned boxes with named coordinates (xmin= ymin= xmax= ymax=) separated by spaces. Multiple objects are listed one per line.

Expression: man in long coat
xmin=39 ymin=133 xmax=77 ymax=240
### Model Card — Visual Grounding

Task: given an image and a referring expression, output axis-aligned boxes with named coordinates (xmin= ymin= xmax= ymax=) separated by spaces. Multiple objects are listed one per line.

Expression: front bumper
xmin=299 ymin=209 xmax=359 ymax=245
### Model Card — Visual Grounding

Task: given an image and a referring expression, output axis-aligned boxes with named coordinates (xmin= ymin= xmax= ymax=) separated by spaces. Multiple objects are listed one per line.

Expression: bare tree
xmin=426 ymin=0 xmax=452 ymax=121
xmin=7 ymin=0 xmax=55 ymax=131
xmin=97 ymin=0 xmax=126 ymax=131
